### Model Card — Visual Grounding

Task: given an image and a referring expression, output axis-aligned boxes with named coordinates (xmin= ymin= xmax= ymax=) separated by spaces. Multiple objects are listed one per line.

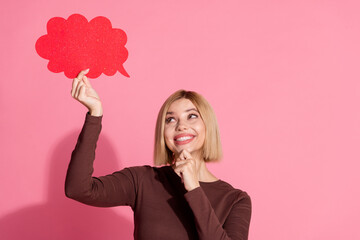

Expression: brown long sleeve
xmin=65 ymin=113 xmax=251 ymax=239
xmin=65 ymin=113 xmax=136 ymax=207
xmin=185 ymin=186 xmax=251 ymax=240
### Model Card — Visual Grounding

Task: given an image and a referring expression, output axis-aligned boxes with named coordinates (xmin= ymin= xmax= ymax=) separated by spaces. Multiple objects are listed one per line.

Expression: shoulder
xmin=223 ymin=181 xmax=250 ymax=203
xmin=220 ymin=180 xmax=250 ymax=199
xmin=216 ymin=181 xmax=252 ymax=215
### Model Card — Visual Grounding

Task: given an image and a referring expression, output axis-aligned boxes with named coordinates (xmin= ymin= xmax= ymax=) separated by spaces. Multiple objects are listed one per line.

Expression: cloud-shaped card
xmin=36 ymin=14 xmax=129 ymax=78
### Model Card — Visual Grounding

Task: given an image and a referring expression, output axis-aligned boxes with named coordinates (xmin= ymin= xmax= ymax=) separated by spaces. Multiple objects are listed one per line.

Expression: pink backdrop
xmin=1 ymin=1 xmax=359 ymax=239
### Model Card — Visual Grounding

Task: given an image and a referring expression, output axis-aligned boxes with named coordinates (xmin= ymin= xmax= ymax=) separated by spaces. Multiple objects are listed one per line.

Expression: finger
xmin=75 ymin=81 xmax=85 ymax=99
xmin=78 ymin=85 xmax=87 ymax=101
xmin=75 ymin=82 xmax=85 ymax=100
xmin=179 ymin=149 xmax=192 ymax=160
xmin=173 ymin=167 xmax=184 ymax=178
xmin=179 ymin=151 xmax=186 ymax=160
xmin=174 ymin=163 xmax=193 ymax=176
xmin=77 ymin=69 xmax=90 ymax=80
xmin=71 ymin=78 xmax=80 ymax=97
xmin=174 ymin=165 xmax=187 ymax=183
xmin=76 ymin=69 xmax=90 ymax=81
xmin=82 ymin=75 xmax=93 ymax=88
xmin=175 ymin=159 xmax=187 ymax=167
xmin=174 ymin=170 xmax=184 ymax=183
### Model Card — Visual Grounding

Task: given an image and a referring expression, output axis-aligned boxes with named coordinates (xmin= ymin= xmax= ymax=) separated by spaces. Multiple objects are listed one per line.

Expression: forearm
xmin=185 ymin=187 xmax=251 ymax=240
xmin=185 ymin=187 xmax=231 ymax=239
xmin=65 ymin=113 xmax=102 ymax=201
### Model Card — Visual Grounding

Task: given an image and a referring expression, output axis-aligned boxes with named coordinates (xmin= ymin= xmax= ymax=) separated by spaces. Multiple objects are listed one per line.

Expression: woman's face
xmin=164 ymin=98 xmax=206 ymax=159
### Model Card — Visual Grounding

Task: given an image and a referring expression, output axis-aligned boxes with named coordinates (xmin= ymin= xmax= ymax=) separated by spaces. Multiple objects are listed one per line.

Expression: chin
xmin=177 ymin=147 xmax=201 ymax=156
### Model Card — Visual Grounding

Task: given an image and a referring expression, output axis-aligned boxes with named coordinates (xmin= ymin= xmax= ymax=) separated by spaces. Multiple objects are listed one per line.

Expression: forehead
xmin=167 ymin=98 xmax=197 ymax=112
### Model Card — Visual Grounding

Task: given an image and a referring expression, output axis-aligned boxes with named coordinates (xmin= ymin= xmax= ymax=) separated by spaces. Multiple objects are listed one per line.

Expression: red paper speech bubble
xmin=36 ymin=14 xmax=129 ymax=78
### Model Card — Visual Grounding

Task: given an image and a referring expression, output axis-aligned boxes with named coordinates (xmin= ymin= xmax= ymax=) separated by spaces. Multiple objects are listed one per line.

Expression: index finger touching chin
xmin=180 ymin=149 xmax=192 ymax=160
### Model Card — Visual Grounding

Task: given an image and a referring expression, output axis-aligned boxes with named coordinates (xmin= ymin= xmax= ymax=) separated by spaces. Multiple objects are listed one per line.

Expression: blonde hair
xmin=154 ymin=90 xmax=222 ymax=165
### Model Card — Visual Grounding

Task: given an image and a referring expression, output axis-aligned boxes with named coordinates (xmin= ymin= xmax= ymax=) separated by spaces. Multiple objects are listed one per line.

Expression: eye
xmin=165 ymin=117 xmax=175 ymax=123
xmin=188 ymin=113 xmax=198 ymax=119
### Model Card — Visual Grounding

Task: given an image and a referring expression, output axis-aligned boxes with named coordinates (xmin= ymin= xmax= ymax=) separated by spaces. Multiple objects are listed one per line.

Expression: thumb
xmin=82 ymin=75 xmax=92 ymax=88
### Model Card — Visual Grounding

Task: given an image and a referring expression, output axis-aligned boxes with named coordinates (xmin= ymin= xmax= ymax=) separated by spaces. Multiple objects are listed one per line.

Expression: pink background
xmin=1 ymin=1 xmax=359 ymax=239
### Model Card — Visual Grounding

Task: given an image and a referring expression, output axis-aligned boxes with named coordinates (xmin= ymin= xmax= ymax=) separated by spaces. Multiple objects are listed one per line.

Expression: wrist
xmin=187 ymin=182 xmax=200 ymax=192
xmin=89 ymin=105 xmax=103 ymax=116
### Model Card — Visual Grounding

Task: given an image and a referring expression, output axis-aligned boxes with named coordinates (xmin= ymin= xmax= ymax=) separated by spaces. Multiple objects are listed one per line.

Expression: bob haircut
xmin=154 ymin=90 xmax=222 ymax=165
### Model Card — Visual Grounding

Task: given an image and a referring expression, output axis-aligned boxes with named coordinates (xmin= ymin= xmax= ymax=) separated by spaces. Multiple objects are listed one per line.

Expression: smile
xmin=174 ymin=134 xmax=195 ymax=145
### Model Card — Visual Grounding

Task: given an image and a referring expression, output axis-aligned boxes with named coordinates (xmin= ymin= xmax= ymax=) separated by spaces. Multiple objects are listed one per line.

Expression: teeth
xmin=176 ymin=136 xmax=193 ymax=141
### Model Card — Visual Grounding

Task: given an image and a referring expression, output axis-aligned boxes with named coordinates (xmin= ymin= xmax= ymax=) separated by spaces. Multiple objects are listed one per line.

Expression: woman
xmin=65 ymin=69 xmax=252 ymax=240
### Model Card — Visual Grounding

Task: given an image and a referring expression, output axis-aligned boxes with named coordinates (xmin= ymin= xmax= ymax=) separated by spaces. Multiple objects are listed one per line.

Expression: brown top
xmin=65 ymin=113 xmax=251 ymax=240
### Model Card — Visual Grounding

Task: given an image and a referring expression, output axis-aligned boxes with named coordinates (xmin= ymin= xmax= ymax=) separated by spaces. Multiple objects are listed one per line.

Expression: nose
xmin=176 ymin=119 xmax=188 ymax=131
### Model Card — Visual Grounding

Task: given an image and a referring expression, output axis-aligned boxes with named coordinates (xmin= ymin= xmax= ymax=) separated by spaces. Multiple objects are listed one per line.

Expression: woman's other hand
xmin=173 ymin=150 xmax=200 ymax=192
xmin=71 ymin=69 xmax=103 ymax=116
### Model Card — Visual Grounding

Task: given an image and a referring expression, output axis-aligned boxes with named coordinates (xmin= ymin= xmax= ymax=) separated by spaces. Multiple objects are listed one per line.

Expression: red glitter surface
xmin=35 ymin=14 xmax=129 ymax=78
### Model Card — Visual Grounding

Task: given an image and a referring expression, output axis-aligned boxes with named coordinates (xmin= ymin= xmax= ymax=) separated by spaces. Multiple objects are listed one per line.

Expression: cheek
xmin=199 ymin=131 xmax=206 ymax=145
xmin=164 ymin=127 xmax=173 ymax=148
xmin=195 ymin=123 xmax=206 ymax=144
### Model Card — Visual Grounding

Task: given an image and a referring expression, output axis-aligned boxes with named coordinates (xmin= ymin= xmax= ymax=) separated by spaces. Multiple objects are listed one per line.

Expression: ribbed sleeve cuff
xmin=184 ymin=186 xmax=204 ymax=201
xmin=85 ymin=112 xmax=103 ymax=124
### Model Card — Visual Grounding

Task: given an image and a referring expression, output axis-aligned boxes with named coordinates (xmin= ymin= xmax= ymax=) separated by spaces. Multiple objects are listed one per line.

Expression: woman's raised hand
xmin=71 ymin=69 xmax=103 ymax=116
xmin=173 ymin=150 xmax=200 ymax=192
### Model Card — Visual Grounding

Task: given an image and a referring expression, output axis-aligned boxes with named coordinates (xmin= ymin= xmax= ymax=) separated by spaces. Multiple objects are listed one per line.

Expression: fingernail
xmin=84 ymin=69 xmax=90 ymax=73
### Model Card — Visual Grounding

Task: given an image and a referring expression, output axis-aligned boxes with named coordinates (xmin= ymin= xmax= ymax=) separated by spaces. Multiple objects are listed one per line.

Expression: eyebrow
xmin=166 ymin=108 xmax=199 ymax=115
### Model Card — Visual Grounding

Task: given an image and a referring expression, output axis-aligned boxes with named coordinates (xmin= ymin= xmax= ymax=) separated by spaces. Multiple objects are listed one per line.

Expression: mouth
xmin=174 ymin=134 xmax=195 ymax=145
